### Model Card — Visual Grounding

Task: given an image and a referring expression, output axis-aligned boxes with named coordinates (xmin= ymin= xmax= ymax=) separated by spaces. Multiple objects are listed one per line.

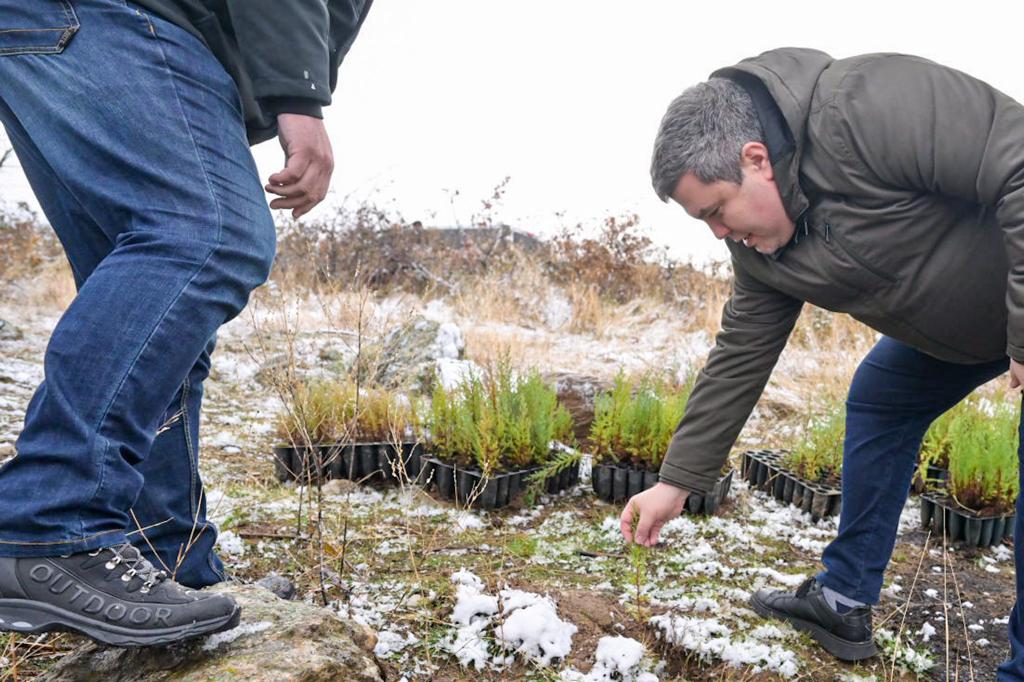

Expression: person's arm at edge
xmin=621 ymin=261 xmax=803 ymax=546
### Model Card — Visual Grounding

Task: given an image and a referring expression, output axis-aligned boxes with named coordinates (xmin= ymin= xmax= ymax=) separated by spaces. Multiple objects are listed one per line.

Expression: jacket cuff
xmin=658 ymin=459 xmax=718 ymax=495
xmin=262 ymin=97 xmax=324 ymax=119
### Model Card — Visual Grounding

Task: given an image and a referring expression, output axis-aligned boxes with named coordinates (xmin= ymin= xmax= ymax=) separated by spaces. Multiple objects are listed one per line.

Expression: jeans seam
xmin=180 ymin=375 xmax=198 ymax=521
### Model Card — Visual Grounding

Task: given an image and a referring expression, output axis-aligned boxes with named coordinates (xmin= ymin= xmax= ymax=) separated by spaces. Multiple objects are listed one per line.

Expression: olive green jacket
xmin=660 ymin=48 xmax=1024 ymax=494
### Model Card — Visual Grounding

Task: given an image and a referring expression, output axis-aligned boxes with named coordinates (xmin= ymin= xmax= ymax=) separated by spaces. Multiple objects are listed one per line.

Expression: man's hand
xmin=265 ymin=113 xmax=333 ymax=219
xmin=1011 ymin=359 xmax=1024 ymax=391
xmin=619 ymin=482 xmax=689 ymax=547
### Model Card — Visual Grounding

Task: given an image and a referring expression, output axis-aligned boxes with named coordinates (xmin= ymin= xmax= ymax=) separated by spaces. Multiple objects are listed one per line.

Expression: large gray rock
xmin=39 ymin=584 xmax=383 ymax=682
xmin=373 ymin=316 xmax=464 ymax=388
xmin=549 ymin=372 xmax=610 ymax=444
xmin=0 ymin=318 xmax=22 ymax=341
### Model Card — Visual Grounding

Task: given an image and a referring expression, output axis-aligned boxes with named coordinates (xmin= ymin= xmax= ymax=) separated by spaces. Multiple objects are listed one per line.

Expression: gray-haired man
xmin=620 ymin=48 xmax=1024 ymax=678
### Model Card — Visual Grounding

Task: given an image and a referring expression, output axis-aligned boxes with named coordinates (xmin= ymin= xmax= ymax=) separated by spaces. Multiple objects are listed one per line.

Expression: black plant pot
xmin=740 ymin=449 xmax=840 ymax=522
xmin=920 ymin=491 xmax=1014 ymax=548
xmin=272 ymin=445 xmax=299 ymax=482
xmin=592 ymin=462 xmax=732 ymax=516
xmin=273 ymin=445 xmax=329 ymax=482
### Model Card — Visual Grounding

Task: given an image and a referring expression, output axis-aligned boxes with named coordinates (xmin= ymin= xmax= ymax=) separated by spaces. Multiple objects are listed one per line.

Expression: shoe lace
xmin=87 ymin=544 xmax=168 ymax=594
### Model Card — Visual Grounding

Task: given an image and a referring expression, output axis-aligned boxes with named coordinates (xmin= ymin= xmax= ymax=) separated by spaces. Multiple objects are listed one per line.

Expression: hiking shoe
xmin=750 ymin=577 xmax=877 ymax=661
xmin=0 ymin=542 xmax=240 ymax=647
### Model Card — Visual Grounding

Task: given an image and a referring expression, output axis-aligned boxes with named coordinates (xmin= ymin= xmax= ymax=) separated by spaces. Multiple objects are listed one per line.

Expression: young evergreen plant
xmin=946 ymin=397 xmax=1019 ymax=514
xmin=427 ymin=360 xmax=573 ymax=476
xmin=589 ymin=372 xmax=694 ymax=471
xmin=786 ymin=402 xmax=845 ymax=485
xmin=274 ymin=379 xmax=354 ymax=446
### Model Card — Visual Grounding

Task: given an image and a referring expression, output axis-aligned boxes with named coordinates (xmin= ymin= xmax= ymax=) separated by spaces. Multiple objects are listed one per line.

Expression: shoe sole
xmin=750 ymin=593 xmax=877 ymax=662
xmin=0 ymin=599 xmax=241 ymax=647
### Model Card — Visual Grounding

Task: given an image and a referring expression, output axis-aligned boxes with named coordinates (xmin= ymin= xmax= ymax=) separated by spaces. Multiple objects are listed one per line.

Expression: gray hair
xmin=650 ymin=78 xmax=763 ymax=201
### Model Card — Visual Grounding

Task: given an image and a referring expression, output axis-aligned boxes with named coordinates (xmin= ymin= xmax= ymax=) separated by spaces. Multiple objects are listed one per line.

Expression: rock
xmin=320 ymin=478 xmax=358 ymax=496
xmin=0 ymin=318 xmax=22 ymax=341
xmin=255 ymin=573 xmax=297 ymax=601
xmin=548 ymin=372 xmax=610 ymax=444
xmin=253 ymin=353 xmax=292 ymax=387
xmin=39 ymin=584 xmax=383 ymax=682
xmin=373 ymin=316 xmax=465 ymax=388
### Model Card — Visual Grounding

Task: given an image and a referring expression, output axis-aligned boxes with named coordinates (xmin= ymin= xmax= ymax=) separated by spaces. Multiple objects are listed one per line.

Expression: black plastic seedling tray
xmin=418 ymin=456 xmax=580 ymax=510
xmin=920 ymin=491 xmax=1014 ymax=548
xmin=273 ymin=442 xmax=424 ymax=484
xmin=740 ymin=449 xmax=841 ymax=522
xmin=590 ymin=463 xmax=733 ymax=516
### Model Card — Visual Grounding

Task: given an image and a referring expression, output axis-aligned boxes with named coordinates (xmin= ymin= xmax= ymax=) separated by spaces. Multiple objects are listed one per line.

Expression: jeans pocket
xmin=0 ymin=0 xmax=79 ymax=55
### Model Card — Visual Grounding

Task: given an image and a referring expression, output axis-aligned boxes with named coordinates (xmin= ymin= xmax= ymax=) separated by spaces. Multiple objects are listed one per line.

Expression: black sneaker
xmin=750 ymin=577 xmax=877 ymax=661
xmin=0 ymin=542 xmax=240 ymax=647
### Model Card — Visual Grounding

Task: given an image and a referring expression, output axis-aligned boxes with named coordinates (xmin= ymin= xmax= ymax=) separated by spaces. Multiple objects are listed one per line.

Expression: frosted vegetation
xmin=0 ymin=199 xmax=1017 ymax=679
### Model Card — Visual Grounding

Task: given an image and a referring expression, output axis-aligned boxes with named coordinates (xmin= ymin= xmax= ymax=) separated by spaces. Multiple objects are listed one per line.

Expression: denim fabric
xmin=815 ymin=336 xmax=1024 ymax=678
xmin=0 ymin=0 xmax=275 ymax=588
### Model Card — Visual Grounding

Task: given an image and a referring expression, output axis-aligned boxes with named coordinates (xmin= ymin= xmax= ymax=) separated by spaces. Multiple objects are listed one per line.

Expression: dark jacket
xmin=660 ymin=48 xmax=1024 ymax=494
xmin=132 ymin=0 xmax=372 ymax=145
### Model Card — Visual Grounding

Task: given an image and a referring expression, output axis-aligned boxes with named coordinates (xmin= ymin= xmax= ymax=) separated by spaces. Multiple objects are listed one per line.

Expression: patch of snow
xmin=216 ymin=530 xmax=245 ymax=557
xmin=431 ymin=322 xmax=464 ymax=359
xmin=375 ymin=630 xmax=418 ymax=657
xmin=435 ymin=357 xmax=483 ymax=390
xmin=443 ymin=570 xmax=578 ymax=671
xmin=201 ymin=620 xmax=273 ymax=650
xmin=494 ymin=591 xmax=577 ymax=666
xmin=650 ymin=614 xmax=798 ymax=678
xmin=918 ymin=621 xmax=936 ymax=642
xmin=455 ymin=511 xmax=486 ymax=531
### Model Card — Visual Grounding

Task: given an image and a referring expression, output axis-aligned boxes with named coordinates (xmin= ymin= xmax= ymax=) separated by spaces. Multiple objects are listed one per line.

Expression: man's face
xmin=670 ymin=143 xmax=795 ymax=255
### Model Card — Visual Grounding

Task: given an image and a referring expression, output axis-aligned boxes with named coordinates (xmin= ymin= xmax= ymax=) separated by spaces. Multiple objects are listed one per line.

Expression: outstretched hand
xmin=619 ymin=482 xmax=689 ymax=547
xmin=265 ymin=113 xmax=334 ymax=219
xmin=1011 ymin=359 xmax=1024 ymax=391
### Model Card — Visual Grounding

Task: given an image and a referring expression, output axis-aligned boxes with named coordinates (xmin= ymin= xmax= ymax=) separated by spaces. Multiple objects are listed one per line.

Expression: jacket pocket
xmin=818 ymin=218 xmax=899 ymax=294
xmin=0 ymin=1 xmax=79 ymax=56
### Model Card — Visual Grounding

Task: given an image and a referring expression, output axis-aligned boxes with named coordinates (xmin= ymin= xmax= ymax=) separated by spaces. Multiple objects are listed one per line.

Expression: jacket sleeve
xmin=659 ymin=261 xmax=803 ymax=493
xmin=226 ymin=0 xmax=372 ymax=116
xmin=820 ymin=54 xmax=1024 ymax=361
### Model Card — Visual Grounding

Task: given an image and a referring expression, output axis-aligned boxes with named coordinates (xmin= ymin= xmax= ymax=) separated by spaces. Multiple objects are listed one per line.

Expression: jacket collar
xmin=710 ymin=48 xmax=834 ymax=225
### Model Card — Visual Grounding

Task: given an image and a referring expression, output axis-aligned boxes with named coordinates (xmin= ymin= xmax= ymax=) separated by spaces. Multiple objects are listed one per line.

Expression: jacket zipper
xmin=822 ymin=220 xmax=897 ymax=284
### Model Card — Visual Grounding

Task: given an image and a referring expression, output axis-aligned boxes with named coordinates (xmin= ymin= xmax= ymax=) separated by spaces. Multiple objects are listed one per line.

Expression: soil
xmin=885 ymin=526 xmax=1015 ymax=680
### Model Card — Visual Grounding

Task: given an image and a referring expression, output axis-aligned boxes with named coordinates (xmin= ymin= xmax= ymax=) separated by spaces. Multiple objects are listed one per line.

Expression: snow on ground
xmin=442 ymin=569 xmax=580 ymax=671
xmin=0 ymin=288 xmax=997 ymax=679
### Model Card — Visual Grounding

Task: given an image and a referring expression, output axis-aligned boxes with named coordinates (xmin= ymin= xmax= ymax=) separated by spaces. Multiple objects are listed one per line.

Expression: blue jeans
xmin=817 ymin=336 xmax=1024 ymax=678
xmin=0 ymin=0 xmax=275 ymax=588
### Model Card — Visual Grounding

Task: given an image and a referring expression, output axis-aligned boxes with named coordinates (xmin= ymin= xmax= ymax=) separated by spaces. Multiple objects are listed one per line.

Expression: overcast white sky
xmin=2 ymin=0 xmax=1023 ymax=263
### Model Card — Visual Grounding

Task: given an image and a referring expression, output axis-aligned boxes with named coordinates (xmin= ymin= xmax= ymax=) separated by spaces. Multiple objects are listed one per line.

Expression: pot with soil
xmin=271 ymin=379 xmax=347 ymax=483
xmin=918 ymin=395 xmax=1018 ymax=547
xmin=421 ymin=361 xmax=577 ymax=509
xmin=587 ymin=372 xmax=733 ymax=515
xmin=742 ymin=401 xmax=845 ymax=521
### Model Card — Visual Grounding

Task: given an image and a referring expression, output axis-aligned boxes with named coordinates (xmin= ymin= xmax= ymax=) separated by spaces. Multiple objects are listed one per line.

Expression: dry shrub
xmin=566 ymin=281 xmax=610 ymax=336
xmin=0 ymin=203 xmax=61 ymax=284
xmin=451 ymin=252 xmax=550 ymax=327
xmin=23 ymin=258 xmax=75 ymax=309
xmin=461 ymin=327 xmax=554 ymax=369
